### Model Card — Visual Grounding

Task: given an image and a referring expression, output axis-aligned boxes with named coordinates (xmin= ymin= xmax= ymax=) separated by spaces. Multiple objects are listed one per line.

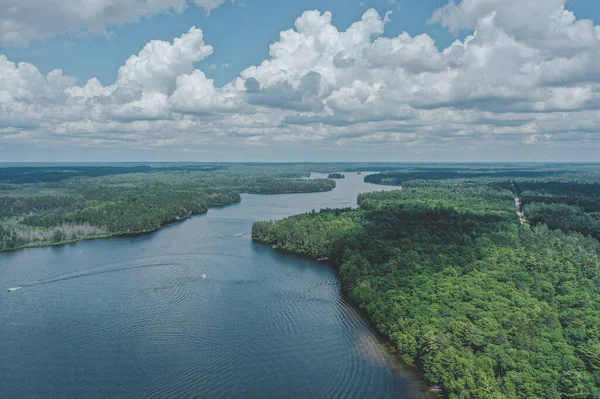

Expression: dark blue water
xmin=0 ymin=173 xmax=432 ymax=398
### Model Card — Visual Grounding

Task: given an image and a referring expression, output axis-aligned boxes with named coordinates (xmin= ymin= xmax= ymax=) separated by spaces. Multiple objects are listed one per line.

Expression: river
xmin=0 ymin=172 xmax=432 ymax=398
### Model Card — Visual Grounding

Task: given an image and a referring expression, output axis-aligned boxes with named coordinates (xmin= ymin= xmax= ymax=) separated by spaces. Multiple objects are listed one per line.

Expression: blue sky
xmin=2 ymin=0 xmax=597 ymax=87
xmin=1 ymin=0 xmax=459 ymax=86
xmin=1 ymin=0 xmax=600 ymax=161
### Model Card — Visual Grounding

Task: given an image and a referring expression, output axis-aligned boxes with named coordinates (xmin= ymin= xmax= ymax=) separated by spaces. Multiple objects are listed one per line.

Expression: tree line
xmin=253 ymin=181 xmax=600 ymax=398
xmin=0 ymin=166 xmax=337 ymax=251
xmin=327 ymin=173 xmax=345 ymax=179
xmin=512 ymin=181 xmax=600 ymax=240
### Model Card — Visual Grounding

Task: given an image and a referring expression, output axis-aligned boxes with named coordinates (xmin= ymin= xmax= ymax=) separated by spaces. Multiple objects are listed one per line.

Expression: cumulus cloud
xmin=244 ymin=72 xmax=327 ymax=112
xmin=66 ymin=27 xmax=218 ymax=121
xmin=0 ymin=0 xmax=229 ymax=45
xmin=431 ymin=0 xmax=598 ymax=53
xmin=0 ymin=54 xmax=77 ymax=128
xmin=365 ymin=32 xmax=445 ymax=73
xmin=2 ymin=0 xmax=600 ymax=159
xmin=169 ymin=70 xmax=240 ymax=114
xmin=116 ymin=27 xmax=213 ymax=94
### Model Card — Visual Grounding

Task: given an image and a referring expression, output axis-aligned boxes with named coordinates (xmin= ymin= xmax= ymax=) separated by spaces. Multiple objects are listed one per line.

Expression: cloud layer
xmin=0 ymin=0 xmax=228 ymax=45
xmin=1 ymin=0 xmax=600 ymax=159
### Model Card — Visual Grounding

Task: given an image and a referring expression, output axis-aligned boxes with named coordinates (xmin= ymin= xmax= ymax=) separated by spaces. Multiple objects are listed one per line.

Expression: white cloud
xmin=0 ymin=0 xmax=229 ymax=45
xmin=192 ymin=0 xmax=227 ymax=12
xmin=115 ymin=26 xmax=213 ymax=94
xmin=2 ymin=1 xmax=600 ymax=159
xmin=0 ymin=54 xmax=77 ymax=128
xmin=66 ymin=26 xmax=218 ymax=121
xmin=365 ymin=32 xmax=445 ymax=73
xmin=430 ymin=0 xmax=598 ymax=53
xmin=169 ymin=70 xmax=240 ymax=113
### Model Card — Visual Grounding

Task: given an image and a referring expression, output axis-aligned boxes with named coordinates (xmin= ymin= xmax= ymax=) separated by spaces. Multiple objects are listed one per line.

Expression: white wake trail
xmin=6 ymin=262 xmax=182 ymax=292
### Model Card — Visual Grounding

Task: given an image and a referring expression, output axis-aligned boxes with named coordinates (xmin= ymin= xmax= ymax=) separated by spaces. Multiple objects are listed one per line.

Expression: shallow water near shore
xmin=1 ymin=173 xmax=435 ymax=398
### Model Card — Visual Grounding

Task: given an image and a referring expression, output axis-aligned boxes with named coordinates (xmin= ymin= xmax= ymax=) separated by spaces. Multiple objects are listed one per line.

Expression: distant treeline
xmin=363 ymin=170 xmax=562 ymax=186
xmin=0 ymin=166 xmax=336 ymax=251
xmin=363 ymin=168 xmax=600 ymax=241
xmin=0 ymin=165 xmax=229 ymax=184
xmin=511 ymin=181 xmax=600 ymax=240
xmin=242 ymin=178 xmax=335 ymax=194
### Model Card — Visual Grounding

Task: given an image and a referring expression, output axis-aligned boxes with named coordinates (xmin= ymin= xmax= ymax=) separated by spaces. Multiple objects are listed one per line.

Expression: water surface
xmin=1 ymin=173 xmax=431 ymax=398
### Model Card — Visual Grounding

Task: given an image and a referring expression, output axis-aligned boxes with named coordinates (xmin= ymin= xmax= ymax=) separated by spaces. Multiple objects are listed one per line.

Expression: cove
xmin=0 ymin=173 xmax=435 ymax=398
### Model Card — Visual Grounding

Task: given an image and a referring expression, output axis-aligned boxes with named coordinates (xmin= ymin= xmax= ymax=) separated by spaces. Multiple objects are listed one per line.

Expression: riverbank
xmin=0 ymin=203 xmax=224 ymax=253
xmin=0 ymin=167 xmax=338 ymax=253
xmin=251 ymin=181 xmax=600 ymax=398
xmin=253 ymin=238 xmax=443 ymax=397
xmin=2 ymin=174 xmax=436 ymax=399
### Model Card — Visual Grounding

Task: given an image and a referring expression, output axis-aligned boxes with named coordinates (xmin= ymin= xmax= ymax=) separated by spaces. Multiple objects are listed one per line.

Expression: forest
xmin=6 ymin=162 xmax=600 ymax=397
xmin=0 ymin=164 xmax=337 ymax=251
xmin=253 ymin=166 xmax=600 ymax=399
xmin=363 ymin=169 xmax=567 ymax=186
xmin=327 ymin=173 xmax=346 ymax=179
xmin=510 ymin=181 xmax=600 ymax=240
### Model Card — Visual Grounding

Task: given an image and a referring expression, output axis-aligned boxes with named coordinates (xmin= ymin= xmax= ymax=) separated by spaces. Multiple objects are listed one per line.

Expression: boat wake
xmin=6 ymin=262 xmax=182 ymax=292
xmin=5 ymin=251 xmax=246 ymax=293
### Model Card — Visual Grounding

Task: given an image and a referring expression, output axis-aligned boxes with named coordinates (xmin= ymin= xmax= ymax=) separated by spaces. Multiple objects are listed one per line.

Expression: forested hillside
xmin=253 ymin=179 xmax=600 ymax=399
xmin=0 ymin=164 xmax=336 ymax=251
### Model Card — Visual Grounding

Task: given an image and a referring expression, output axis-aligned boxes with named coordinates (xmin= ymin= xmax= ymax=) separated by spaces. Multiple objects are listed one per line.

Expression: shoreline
xmin=0 ymin=185 xmax=339 ymax=254
xmin=254 ymin=239 xmax=443 ymax=398
xmin=0 ymin=202 xmax=237 ymax=253
xmin=4 ymin=174 xmax=439 ymax=397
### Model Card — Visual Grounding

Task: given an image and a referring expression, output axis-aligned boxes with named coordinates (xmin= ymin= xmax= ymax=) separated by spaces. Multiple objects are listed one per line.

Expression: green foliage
xmin=524 ymin=202 xmax=600 ymax=239
xmin=513 ymin=181 xmax=600 ymax=239
xmin=253 ymin=181 xmax=600 ymax=399
xmin=253 ymin=208 xmax=358 ymax=258
xmin=0 ymin=165 xmax=337 ymax=251
xmin=242 ymin=178 xmax=335 ymax=194
xmin=51 ymin=229 xmax=67 ymax=243
xmin=358 ymin=184 xmax=515 ymax=220
xmin=0 ymin=224 xmax=26 ymax=251
xmin=363 ymin=169 xmax=564 ymax=186
xmin=327 ymin=173 xmax=345 ymax=179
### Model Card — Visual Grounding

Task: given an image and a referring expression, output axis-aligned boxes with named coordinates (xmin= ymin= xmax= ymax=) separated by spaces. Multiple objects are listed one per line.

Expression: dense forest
xmin=6 ymin=163 xmax=600 ymax=397
xmin=254 ymin=170 xmax=600 ymax=399
xmin=0 ymin=164 xmax=337 ymax=251
xmin=363 ymin=169 xmax=566 ymax=186
xmin=327 ymin=173 xmax=346 ymax=179
xmin=508 ymin=181 xmax=600 ymax=240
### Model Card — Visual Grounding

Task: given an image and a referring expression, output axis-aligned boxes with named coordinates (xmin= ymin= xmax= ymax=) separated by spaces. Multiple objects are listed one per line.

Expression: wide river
xmin=1 ymin=173 xmax=432 ymax=398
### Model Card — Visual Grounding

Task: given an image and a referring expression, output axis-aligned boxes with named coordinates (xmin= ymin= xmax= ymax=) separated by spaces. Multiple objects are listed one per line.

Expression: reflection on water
xmin=0 ymin=173 xmax=435 ymax=398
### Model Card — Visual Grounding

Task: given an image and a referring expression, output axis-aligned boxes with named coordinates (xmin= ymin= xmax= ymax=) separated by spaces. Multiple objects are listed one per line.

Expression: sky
xmin=1 ymin=0 xmax=600 ymax=162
